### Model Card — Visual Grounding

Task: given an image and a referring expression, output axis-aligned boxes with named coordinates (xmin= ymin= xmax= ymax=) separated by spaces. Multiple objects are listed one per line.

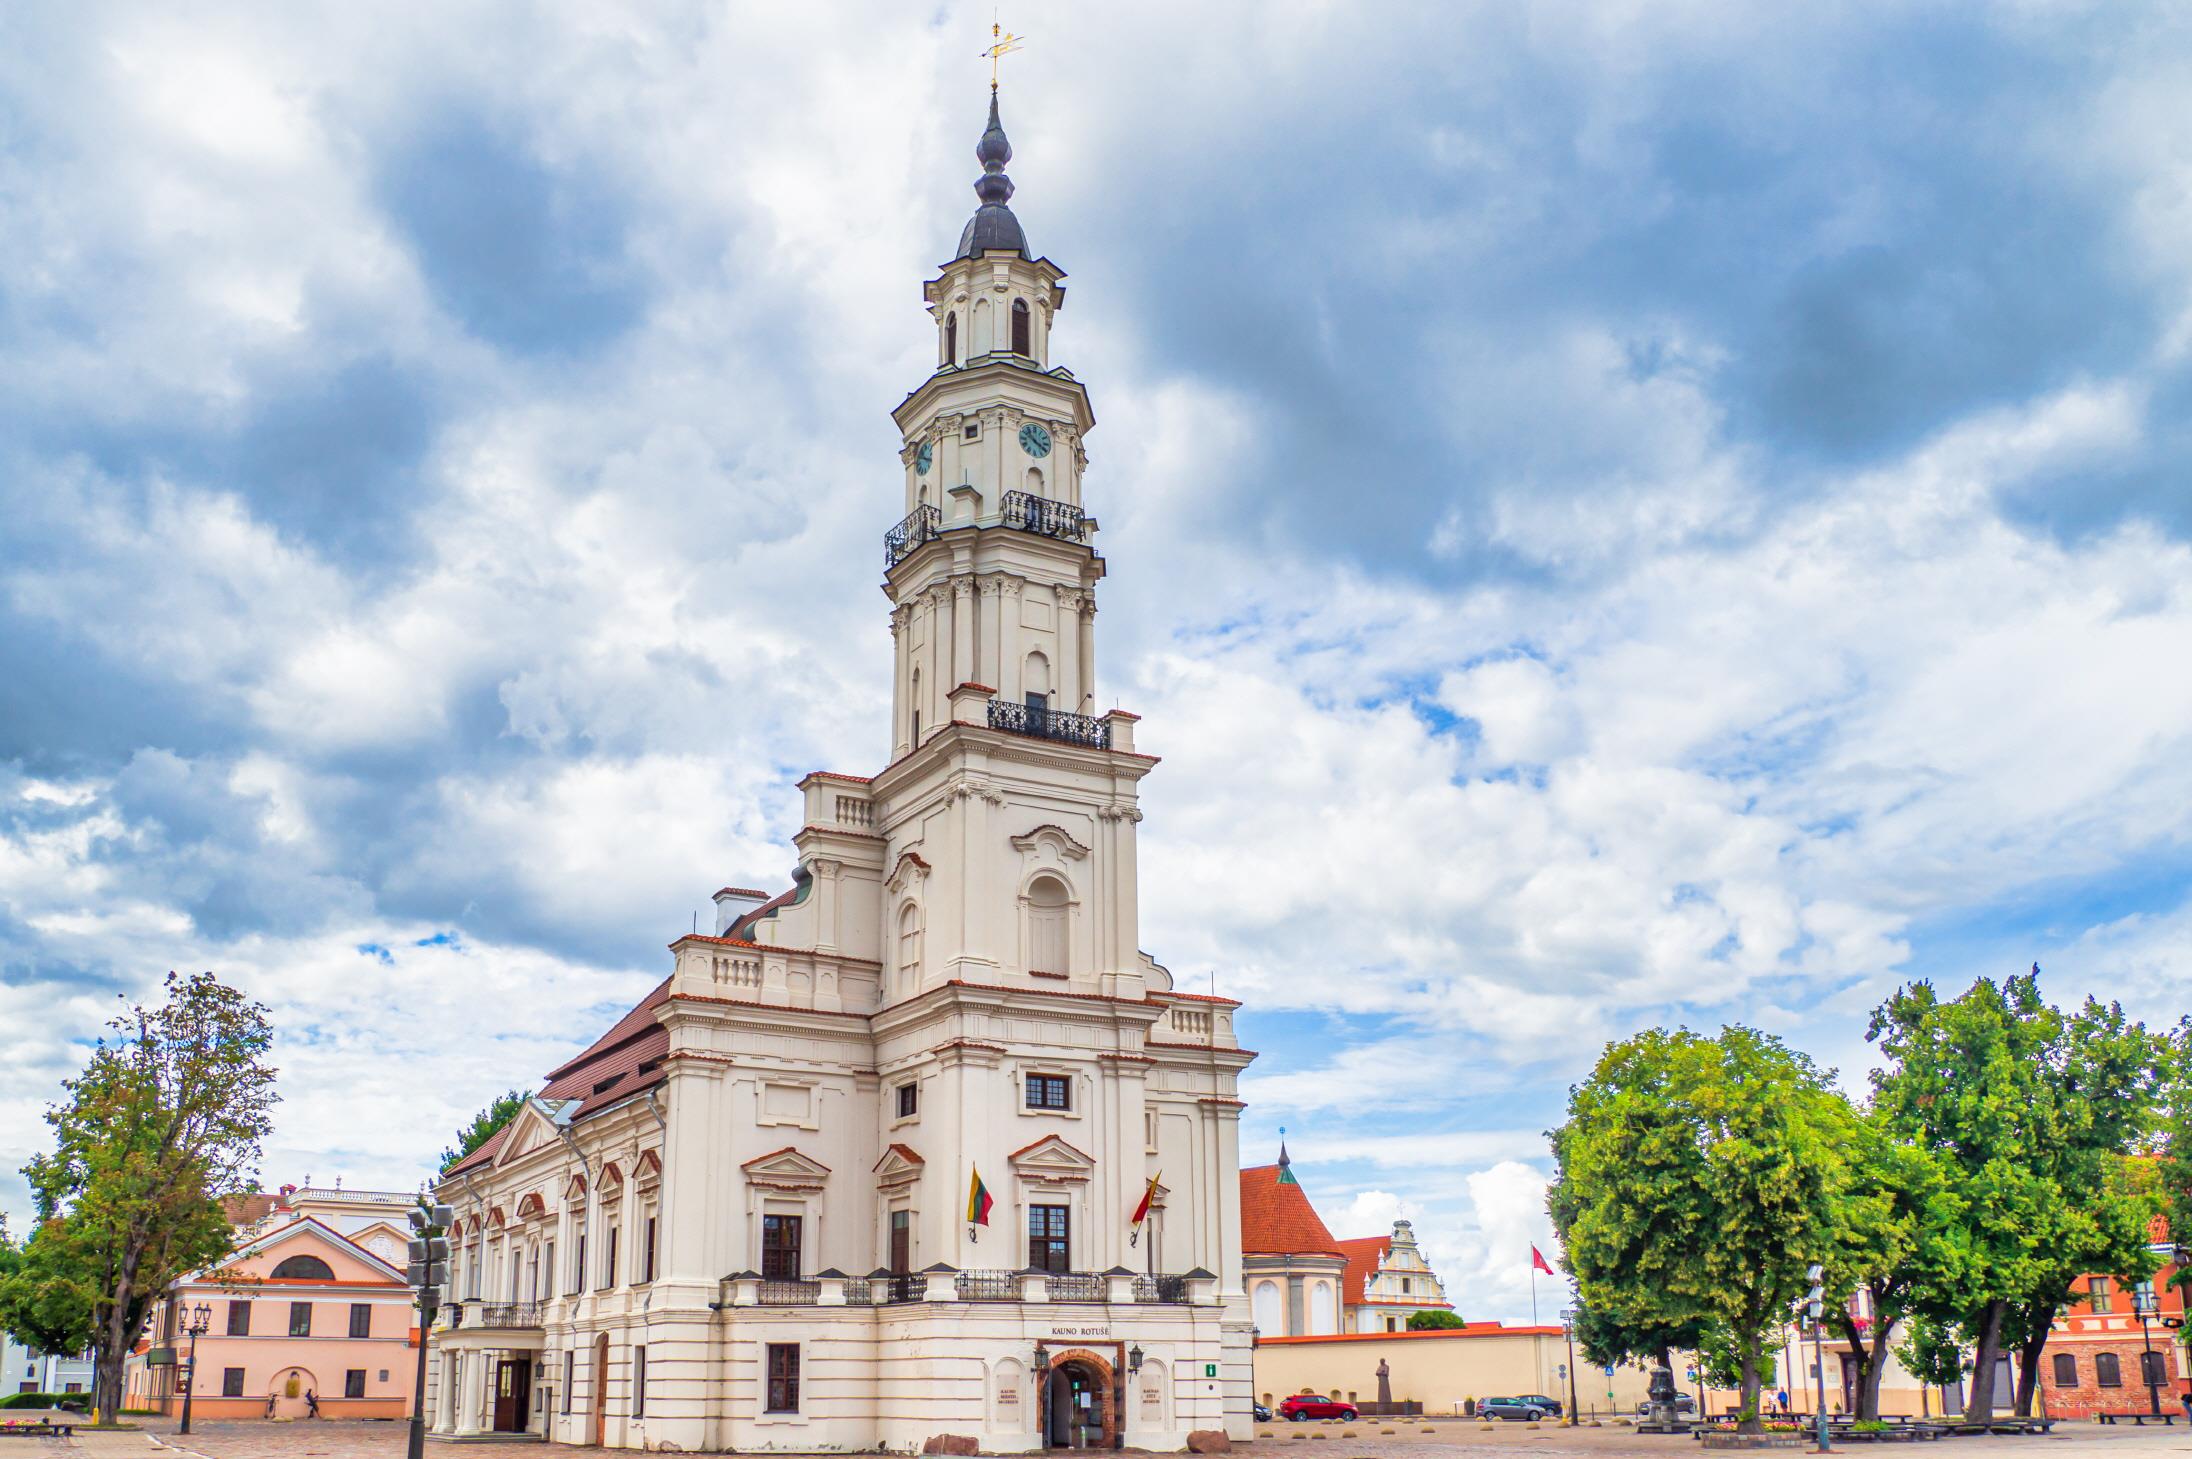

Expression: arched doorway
xmin=591 ymin=1333 xmax=610 ymax=1446
xmin=1044 ymin=1350 xmax=1114 ymax=1449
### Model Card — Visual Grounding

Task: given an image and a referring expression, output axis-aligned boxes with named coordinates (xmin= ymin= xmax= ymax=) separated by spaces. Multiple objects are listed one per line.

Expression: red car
xmin=1278 ymin=1394 xmax=1359 ymax=1422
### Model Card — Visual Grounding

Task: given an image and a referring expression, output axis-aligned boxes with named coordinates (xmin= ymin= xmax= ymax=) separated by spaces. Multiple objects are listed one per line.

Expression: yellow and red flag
xmin=1129 ymin=1172 xmax=1161 ymax=1245
xmin=967 ymin=1167 xmax=994 ymax=1226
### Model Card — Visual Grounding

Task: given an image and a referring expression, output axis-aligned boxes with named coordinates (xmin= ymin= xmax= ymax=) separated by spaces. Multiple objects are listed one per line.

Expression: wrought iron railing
xmin=1133 ymin=1274 xmax=1191 ymax=1304
xmin=476 ymin=1301 xmax=542 ymax=1329
xmin=1046 ymin=1272 xmax=1106 ymax=1303
xmin=880 ymin=1274 xmax=927 ymax=1303
xmin=755 ymin=1279 xmax=821 ymax=1305
xmin=955 ymin=1270 xmax=1024 ymax=1301
xmin=1001 ymin=489 xmax=1088 ymax=543
xmin=987 ymin=698 xmax=1110 ymax=749
xmin=884 ymin=504 xmax=942 ymax=568
xmin=839 ymin=1278 xmax=873 ymax=1306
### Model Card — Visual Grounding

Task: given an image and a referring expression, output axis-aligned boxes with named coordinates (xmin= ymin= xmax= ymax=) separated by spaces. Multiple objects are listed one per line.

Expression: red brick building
xmin=2033 ymin=1216 xmax=2186 ymax=1419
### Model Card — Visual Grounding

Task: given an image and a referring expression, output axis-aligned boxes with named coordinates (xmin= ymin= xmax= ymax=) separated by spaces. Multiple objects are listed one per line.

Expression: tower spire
xmin=957 ymin=27 xmax=1031 ymax=261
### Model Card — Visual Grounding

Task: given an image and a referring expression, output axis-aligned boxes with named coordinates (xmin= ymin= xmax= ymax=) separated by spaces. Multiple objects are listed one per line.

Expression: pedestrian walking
xmin=305 ymin=1388 xmax=318 ymax=1419
xmin=1776 ymin=1388 xmax=1789 ymax=1415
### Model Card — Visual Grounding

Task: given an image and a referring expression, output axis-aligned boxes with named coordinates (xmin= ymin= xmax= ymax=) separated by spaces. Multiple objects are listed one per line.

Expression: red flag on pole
xmin=1531 ymin=1245 xmax=1555 ymax=1275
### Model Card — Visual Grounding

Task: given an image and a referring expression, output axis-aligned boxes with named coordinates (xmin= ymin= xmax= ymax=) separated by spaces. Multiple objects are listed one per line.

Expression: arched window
xmin=1252 ymin=1281 xmax=1282 ymax=1335
xmin=898 ymin=903 xmax=923 ymax=988
xmin=972 ymin=298 xmax=992 ymax=353
xmin=1025 ymin=466 xmax=1044 ymax=497
xmin=1011 ymin=298 xmax=1031 ymax=355
xmin=1023 ymin=650 xmax=1050 ymax=715
xmin=944 ymin=311 xmax=958 ymax=366
xmin=1307 ymin=1280 xmax=1337 ymax=1335
xmin=2095 ymin=1352 xmax=2121 ymax=1387
xmin=1028 ymin=874 xmax=1068 ymax=975
xmin=271 ymin=1254 xmax=335 ymax=1281
xmin=910 ymin=668 xmax=922 ymax=745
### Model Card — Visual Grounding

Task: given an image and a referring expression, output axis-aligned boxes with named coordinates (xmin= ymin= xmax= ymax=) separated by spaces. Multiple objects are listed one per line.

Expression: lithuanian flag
xmin=966 ymin=1167 xmax=994 ymax=1226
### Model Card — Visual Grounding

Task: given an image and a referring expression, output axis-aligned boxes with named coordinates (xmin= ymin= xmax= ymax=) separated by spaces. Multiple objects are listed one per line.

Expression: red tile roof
xmin=1257 ymin=1323 xmax=1558 ymax=1345
xmin=1240 ymin=1163 xmax=1344 ymax=1259
xmin=1337 ymin=1235 xmax=1389 ymax=1308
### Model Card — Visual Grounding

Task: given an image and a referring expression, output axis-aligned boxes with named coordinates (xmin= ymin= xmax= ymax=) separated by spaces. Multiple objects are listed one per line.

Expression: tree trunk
xmin=1833 ymin=1315 xmax=1877 ymax=1421
xmin=1739 ymin=1340 xmax=1763 ymax=1434
xmin=1965 ymin=1301 xmax=2006 ymax=1423
xmin=1860 ymin=1326 xmax=1894 ymax=1422
xmin=2013 ymin=1302 xmax=2056 ymax=1419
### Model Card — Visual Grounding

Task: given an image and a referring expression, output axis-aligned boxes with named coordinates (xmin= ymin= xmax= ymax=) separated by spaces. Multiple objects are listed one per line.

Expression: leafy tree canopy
xmin=1550 ymin=1025 xmax=1855 ymax=1431
xmin=0 ymin=971 xmax=277 ymax=1425
xmin=440 ymin=1089 xmax=532 ymax=1172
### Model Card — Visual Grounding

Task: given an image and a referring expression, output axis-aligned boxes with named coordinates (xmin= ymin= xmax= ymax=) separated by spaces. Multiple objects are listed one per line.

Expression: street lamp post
xmin=2133 ymin=1281 xmax=2162 ymax=1420
xmin=1805 ymin=1263 xmax=1831 ymax=1452
xmin=178 ymin=1302 xmax=212 ymax=1436
xmin=406 ymin=1200 xmax=454 ymax=1459
xmin=1559 ymin=1308 xmax=1580 ymax=1426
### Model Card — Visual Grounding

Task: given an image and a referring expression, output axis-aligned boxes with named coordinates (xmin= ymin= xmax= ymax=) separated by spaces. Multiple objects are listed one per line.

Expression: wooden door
xmin=592 ymin=1335 xmax=610 ymax=1446
xmin=493 ymin=1361 xmax=517 ymax=1432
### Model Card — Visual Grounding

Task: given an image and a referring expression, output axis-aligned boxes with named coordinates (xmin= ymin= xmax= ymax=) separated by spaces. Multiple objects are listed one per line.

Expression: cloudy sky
xmin=5 ymin=0 xmax=2192 ymax=1322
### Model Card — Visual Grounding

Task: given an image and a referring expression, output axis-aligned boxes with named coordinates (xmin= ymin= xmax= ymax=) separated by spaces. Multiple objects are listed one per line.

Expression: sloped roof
xmin=1239 ymin=1162 xmax=1344 ymax=1258
xmin=1337 ymin=1235 xmax=1389 ymax=1307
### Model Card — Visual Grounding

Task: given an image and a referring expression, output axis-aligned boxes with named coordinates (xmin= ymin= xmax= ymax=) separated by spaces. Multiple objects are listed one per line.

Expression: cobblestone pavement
xmin=61 ymin=1415 xmax=2192 ymax=1459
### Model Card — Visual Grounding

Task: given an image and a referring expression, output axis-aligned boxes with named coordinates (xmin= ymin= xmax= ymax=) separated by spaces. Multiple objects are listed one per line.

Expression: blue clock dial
xmin=1019 ymin=422 xmax=1053 ymax=458
xmin=914 ymin=439 xmax=933 ymax=475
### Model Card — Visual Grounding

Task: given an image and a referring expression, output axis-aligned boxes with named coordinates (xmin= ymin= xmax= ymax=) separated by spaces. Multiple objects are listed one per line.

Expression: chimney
xmin=712 ymin=887 xmax=770 ymax=936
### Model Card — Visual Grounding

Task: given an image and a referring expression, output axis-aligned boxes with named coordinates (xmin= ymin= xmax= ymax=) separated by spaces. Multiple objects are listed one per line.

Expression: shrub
xmin=0 ymin=1394 xmax=90 ymax=1411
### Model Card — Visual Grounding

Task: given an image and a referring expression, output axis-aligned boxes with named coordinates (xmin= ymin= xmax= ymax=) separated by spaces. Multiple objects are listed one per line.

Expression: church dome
xmin=954 ymin=91 xmax=1029 ymax=260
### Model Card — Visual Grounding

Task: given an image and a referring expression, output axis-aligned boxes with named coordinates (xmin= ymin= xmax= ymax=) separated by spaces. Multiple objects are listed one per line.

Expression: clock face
xmin=1019 ymin=422 xmax=1053 ymax=459
xmin=914 ymin=440 xmax=933 ymax=475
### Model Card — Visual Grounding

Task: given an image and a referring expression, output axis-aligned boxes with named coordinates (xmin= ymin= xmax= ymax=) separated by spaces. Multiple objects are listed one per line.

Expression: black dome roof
xmin=954 ymin=91 xmax=1029 ymax=260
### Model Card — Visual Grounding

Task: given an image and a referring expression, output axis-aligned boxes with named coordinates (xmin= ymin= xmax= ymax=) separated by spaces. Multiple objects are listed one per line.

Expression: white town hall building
xmin=424 ymin=91 xmax=1257 ymax=1453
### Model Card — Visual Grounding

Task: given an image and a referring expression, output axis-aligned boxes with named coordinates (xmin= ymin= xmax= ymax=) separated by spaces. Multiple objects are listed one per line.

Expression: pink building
xmin=127 ymin=1185 xmax=422 ymax=1421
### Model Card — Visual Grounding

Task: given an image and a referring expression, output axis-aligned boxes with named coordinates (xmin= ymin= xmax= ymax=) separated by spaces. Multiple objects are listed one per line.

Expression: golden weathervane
xmin=981 ymin=16 xmax=1026 ymax=91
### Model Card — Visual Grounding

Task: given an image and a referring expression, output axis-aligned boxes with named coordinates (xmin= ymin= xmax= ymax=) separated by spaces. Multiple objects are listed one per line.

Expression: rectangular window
xmin=226 ymin=1300 xmax=251 ymax=1337
xmin=1025 ymin=1074 xmax=1070 ymax=1111
xmin=1145 ymin=1110 xmax=1158 ymax=1151
xmin=289 ymin=1301 xmax=313 ymax=1337
xmin=1028 ymin=1204 xmax=1070 ymax=1273
xmin=344 ymin=1370 xmax=366 ymax=1399
xmin=897 ymin=1082 xmax=919 ymax=1119
xmin=643 ymin=1217 xmax=658 ymax=1284
xmin=632 ymin=1346 xmax=646 ymax=1419
xmin=2088 ymin=1276 xmax=2114 ymax=1313
xmin=562 ymin=1352 xmax=573 ymax=1414
xmin=573 ymin=1234 xmax=586 ymax=1296
xmin=762 ymin=1215 xmax=804 ymax=1281
xmin=349 ymin=1303 xmax=372 ymax=1339
xmin=962 ymin=423 xmax=979 ymax=440
xmin=2096 ymin=1352 xmax=2122 ymax=1387
xmin=765 ymin=1344 xmax=800 ymax=1413
xmin=543 ymin=1241 xmax=555 ymax=1299
xmin=222 ymin=1369 xmax=245 ymax=1398
xmin=2052 ymin=1353 xmax=2076 ymax=1387
xmin=602 ymin=1228 xmax=618 ymax=1290
xmin=890 ymin=1210 xmax=912 ymax=1274
xmin=1025 ymin=691 xmax=1049 ymax=716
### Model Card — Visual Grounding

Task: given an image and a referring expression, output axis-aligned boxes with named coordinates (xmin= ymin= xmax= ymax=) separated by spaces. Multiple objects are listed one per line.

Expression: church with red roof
xmin=1240 ymin=1143 xmax=1452 ymax=1337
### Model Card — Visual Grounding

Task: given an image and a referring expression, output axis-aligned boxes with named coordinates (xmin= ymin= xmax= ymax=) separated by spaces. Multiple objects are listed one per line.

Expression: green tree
xmin=1 ymin=972 xmax=277 ymax=1425
xmin=1406 ymin=1309 xmax=1467 ymax=1330
xmin=1550 ymin=1026 xmax=1854 ymax=1432
xmin=1819 ymin=1120 xmax=1959 ymax=1420
xmin=440 ymin=1089 xmax=531 ymax=1172
xmin=1867 ymin=971 xmax=2164 ymax=1422
xmin=1564 ymin=1299 xmax=1705 ymax=1377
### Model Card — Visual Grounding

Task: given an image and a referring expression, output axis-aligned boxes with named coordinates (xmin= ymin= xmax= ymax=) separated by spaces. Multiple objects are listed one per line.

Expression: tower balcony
xmin=1001 ymin=489 xmax=1087 ymax=544
xmin=987 ymin=696 xmax=1110 ymax=749
xmin=884 ymin=503 xmax=943 ymax=568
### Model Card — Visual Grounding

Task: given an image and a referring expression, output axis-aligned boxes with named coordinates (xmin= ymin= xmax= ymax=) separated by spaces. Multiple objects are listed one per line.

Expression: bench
xmin=0 ymin=1421 xmax=74 ymax=1438
xmin=2097 ymin=1413 xmax=2177 ymax=1426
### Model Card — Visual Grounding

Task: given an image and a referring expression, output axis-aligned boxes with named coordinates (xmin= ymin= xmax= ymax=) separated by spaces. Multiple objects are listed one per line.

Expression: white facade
xmin=424 ymin=92 xmax=1255 ymax=1454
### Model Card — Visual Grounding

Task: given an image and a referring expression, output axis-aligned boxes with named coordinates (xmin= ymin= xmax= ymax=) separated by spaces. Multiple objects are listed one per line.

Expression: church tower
xmin=427 ymin=88 xmax=1255 ymax=1457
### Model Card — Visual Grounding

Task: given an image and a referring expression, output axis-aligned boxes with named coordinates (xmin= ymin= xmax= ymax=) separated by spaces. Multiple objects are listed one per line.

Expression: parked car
xmin=1253 ymin=1404 xmax=1273 ymax=1423
xmin=1515 ymin=1395 xmax=1564 ymax=1417
xmin=1636 ymin=1395 xmax=1699 ymax=1416
xmin=1480 ymin=1396 xmax=1556 ymax=1421
xmin=1278 ymin=1394 xmax=1360 ymax=1422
